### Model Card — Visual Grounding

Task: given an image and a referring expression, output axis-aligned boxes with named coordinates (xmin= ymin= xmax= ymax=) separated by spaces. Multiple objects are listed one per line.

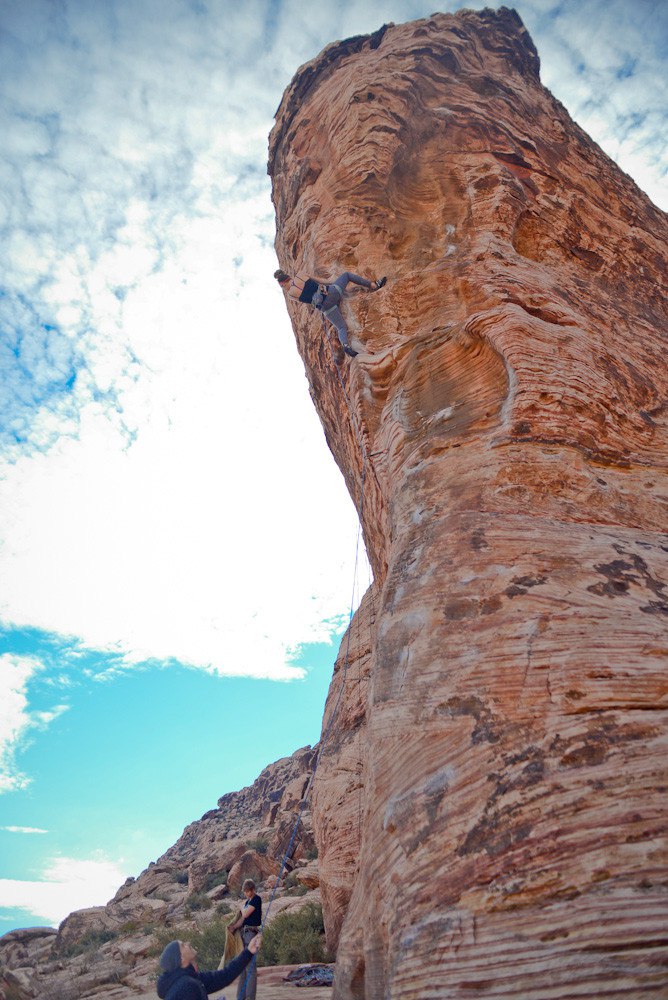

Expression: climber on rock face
xmin=274 ymin=268 xmax=387 ymax=358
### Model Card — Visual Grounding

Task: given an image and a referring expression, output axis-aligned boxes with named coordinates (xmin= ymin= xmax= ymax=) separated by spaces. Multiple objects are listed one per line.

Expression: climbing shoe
xmin=372 ymin=276 xmax=387 ymax=291
xmin=343 ymin=346 xmax=359 ymax=358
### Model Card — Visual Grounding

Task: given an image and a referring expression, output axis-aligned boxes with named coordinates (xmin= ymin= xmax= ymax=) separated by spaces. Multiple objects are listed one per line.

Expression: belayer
xmin=275 ymin=268 xmax=387 ymax=357
xmin=157 ymin=935 xmax=261 ymax=1000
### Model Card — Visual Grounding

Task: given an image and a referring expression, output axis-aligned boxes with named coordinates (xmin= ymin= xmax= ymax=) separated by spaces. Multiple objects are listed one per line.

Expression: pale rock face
xmin=227 ymin=849 xmax=281 ymax=895
xmin=0 ymin=971 xmax=32 ymax=1000
xmin=269 ymin=7 xmax=668 ymax=998
xmin=188 ymin=841 xmax=247 ymax=892
xmin=0 ymin=928 xmax=56 ymax=971
xmin=55 ymin=906 xmax=118 ymax=953
xmin=293 ymin=861 xmax=320 ymax=890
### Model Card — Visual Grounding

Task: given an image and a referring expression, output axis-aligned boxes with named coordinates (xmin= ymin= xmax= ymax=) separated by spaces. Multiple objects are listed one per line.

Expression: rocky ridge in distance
xmin=0 ymin=746 xmax=323 ymax=1000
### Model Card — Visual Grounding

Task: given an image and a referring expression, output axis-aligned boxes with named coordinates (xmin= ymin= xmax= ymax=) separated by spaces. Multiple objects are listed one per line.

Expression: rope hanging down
xmin=236 ymin=318 xmax=374 ymax=994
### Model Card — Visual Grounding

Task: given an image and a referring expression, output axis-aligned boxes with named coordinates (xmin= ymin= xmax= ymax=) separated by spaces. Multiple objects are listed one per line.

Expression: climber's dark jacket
xmin=157 ymin=951 xmax=252 ymax=1000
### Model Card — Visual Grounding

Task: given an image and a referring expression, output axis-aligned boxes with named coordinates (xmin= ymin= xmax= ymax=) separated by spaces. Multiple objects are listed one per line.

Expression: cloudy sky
xmin=0 ymin=0 xmax=666 ymax=933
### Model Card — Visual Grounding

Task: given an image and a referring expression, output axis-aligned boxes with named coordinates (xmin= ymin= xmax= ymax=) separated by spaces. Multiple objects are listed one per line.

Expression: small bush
xmin=304 ymin=846 xmax=319 ymax=860
xmin=150 ymin=919 xmax=230 ymax=969
xmin=173 ymin=869 xmax=189 ymax=885
xmin=59 ymin=928 xmax=118 ymax=957
xmin=246 ymin=837 xmax=268 ymax=855
xmin=188 ymin=919 xmax=229 ymax=969
xmin=284 ymin=872 xmax=309 ymax=895
xmin=185 ymin=891 xmax=213 ymax=913
xmin=257 ymin=903 xmax=328 ymax=967
xmin=149 ymin=924 xmax=194 ymax=958
xmin=216 ymin=901 xmax=232 ymax=916
xmin=118 ymin=919 xmax=141 ymax=935
xmin=204 ymin=870 xmax=228 ymax=892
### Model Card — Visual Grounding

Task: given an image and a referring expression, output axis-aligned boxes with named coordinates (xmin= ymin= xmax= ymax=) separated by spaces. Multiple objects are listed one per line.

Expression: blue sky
xmin=0 ymin=0 xmax=666 ymax=933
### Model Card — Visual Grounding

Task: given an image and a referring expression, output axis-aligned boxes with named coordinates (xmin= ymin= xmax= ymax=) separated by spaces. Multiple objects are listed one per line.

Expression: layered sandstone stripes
xmin=269 ymin=7 xmax=668 ymax=998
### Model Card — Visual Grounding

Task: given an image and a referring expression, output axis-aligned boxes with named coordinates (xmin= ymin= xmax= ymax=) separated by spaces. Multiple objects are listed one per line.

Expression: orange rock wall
xmin=269 ymin=8 xmax=668 ymax=998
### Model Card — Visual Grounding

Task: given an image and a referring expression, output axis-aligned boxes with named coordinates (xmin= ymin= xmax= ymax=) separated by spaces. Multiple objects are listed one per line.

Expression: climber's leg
xmin=332 ymin=271 xmax=373 ymax=293
xmin=323 ymin=304 xmax=350 ymax=347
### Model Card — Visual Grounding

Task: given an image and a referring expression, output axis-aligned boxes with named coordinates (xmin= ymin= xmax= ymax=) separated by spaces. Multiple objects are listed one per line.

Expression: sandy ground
xmin=135 ymin=964 xmax=333 ymax=999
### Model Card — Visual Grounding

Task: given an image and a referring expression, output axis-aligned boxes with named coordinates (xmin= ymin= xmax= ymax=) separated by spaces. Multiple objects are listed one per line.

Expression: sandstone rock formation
xmin=269 ymin=7 xmax=668 ymax=998
xmin=310 ymin=586 xmax=375 ymax=950
xmin=0 ymin=747 xmax=322 ymax=999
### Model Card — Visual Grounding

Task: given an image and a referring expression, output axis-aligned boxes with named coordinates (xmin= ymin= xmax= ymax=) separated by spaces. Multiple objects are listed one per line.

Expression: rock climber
xmin=274 ymin=268 xmax=387 ymax=357
xmin=228 ymin=878 xmax=262 ymax=1000
xmin=156 ymin=934 xmax=261 ymax=1000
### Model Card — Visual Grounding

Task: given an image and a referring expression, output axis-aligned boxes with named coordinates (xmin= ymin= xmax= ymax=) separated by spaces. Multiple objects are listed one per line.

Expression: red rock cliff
xmin=268 ymin=7 xmax=668 ymax=998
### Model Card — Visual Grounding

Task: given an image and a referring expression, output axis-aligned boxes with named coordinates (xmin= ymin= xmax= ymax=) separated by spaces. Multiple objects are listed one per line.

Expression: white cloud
xmin=0 ymin=855 xmax=128 ymax=926
xmin=0 ymin=364 xmax=361 ymax=678
xmin=0 ymin=0 xmax=664 ymax=686
xmin=0 ymin=0 xmax=368 ymax=681
xmin=0 ymin=655 xmax=70 ymax=793
xmin=1 ymin=826 xmax=49 ymax=834
xmin=0 ymin=655 xmax=45 ymax=793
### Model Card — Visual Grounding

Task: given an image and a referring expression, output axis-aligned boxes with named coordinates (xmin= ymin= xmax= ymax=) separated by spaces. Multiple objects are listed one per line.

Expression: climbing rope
xmin=235 ymin=319 xmax=375 ymax=993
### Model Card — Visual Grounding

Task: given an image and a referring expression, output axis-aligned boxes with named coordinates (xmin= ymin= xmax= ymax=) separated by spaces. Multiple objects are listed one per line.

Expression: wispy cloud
xmin=0 ymin=0 xmax=664 ymax=690
xmin=0 ymin=0 xmax=365 ymax=681
xmin=0 ymin=654 xmax=70 ymax=793
xmin=1 ymin=826 xmax=49 ymax=834
xmin=0 ymin=854 xmax=128 ymax=925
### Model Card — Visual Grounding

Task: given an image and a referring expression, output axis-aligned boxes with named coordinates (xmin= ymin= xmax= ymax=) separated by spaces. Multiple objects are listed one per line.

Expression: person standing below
xmin=275 ymin=268 xmax=386 ymax=357
xmin=157 ymin=934 xmax=261 ymax=1000
xmin=229 ymin=878 xmax=262 ymax=1000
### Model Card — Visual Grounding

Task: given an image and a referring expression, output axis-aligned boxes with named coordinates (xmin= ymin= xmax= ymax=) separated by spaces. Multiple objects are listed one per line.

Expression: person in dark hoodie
xmin=156 ymin=935 xmax=261 ymax=1000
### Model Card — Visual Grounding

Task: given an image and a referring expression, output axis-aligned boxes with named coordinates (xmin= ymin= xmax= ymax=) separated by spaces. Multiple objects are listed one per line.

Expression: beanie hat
xmin=160 ymin=940 xmax=182 ymax=972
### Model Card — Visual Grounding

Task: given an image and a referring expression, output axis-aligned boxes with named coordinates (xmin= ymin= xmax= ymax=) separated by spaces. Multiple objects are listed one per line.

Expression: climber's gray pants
xmin=237 ymin=926 xmax=258 ymax=1000
xmin=322 ymin=272 xmax=372 ymax=347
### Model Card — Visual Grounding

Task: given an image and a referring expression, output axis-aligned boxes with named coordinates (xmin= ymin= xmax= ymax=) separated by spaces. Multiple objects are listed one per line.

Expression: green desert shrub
xmin=59 ymin=928 xmax=118 ymax=957
xmin=204 ymin=870 xmax=228 ymax=891
xmin=149 ymin=923 xmax=194 ymax=957
xmin=150 ymin=919 xmax=230 ymax=969
xmin=246 ymin=837 xmax=268 ymax=855
xmin=284 ymin=872 xmax=309 ymax=896
xmin=257 ymin=903 xmax=328 ymax=967
xmin=188 ymin=919 xmax=230 ymax=969
xmin=118 ymin=919 xmax=142 ymax=935
xmin=185 ymin=891 xmax=213 ymax=914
